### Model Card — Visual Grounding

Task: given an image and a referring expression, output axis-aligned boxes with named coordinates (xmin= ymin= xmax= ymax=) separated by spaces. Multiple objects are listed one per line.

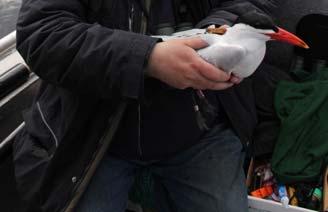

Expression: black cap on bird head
xmin=235 ymin=10 xmax=279 ymax=32
xmin=234 ymin=10 xmax=310 ymax=49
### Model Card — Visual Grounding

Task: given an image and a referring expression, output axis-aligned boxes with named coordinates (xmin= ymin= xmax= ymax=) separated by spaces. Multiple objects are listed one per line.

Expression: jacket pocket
xmin=21 ymin=105 xmax=58 ymax=156
xmin=36 ymin=101 xmax=59 ymax=151
xmin=13 ymin=128 xmax=51 ymax=202
xmin=23 ymin=86 xmax=64 ymax=156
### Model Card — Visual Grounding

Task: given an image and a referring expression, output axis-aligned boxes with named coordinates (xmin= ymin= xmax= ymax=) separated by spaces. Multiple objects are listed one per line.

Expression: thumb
xmin=183 ymin=37 xmax=209 ymax=50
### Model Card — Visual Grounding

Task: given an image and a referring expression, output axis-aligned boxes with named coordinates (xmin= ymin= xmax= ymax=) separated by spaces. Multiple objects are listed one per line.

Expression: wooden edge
xmin=246 ymin=158 xmax=254 ymax=188
xmin=324 ymin=166 xmax=328 ymax=212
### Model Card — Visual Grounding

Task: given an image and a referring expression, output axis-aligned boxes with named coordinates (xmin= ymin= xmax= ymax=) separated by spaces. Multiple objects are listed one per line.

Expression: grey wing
xmin=152 ymin=29 xmax=206 ymax=41
xmin=172 ymin=29 xmax=206 ymax=38
xmin=197 ymin=44 xmax=246 ymax=73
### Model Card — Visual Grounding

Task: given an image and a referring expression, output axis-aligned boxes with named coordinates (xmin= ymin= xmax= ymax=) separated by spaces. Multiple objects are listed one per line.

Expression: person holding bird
xmin=13 ymin=0 xmax=307 ymax=211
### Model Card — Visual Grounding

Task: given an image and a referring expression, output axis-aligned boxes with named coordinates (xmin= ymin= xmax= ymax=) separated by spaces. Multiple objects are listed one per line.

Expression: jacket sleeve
xmin=196 ymin=0 xmax=277 ymax=28
xmin=16 ymin=0 xmax=159 ymax=100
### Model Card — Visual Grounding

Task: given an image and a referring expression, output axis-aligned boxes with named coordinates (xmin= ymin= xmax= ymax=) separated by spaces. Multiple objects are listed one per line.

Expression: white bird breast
xmin=154 ymin=28 xmax=268 ymax=78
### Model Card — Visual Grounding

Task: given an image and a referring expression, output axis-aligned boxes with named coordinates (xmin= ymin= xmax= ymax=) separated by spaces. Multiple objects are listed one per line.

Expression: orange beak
xmin=265 ymin=27 xmax=309 ymax=49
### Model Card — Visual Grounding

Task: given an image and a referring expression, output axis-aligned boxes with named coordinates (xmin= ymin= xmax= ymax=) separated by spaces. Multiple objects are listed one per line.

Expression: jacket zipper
xmin=129 ymin=0 xmax=143 ymax=158
xmin=36 ymin=102 xmax=59 ymax=150
xmin=129 ymin=0 xmax=134 ymax=32
xmin=137 ymin=103 xmax=143 ymax=157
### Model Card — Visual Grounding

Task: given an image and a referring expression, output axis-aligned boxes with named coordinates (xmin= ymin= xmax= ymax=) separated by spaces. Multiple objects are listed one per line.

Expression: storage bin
xmin=248 ymin=196 xmax=316 ymax=212
xmin=247 ymin=165 xmax=328 ymax=212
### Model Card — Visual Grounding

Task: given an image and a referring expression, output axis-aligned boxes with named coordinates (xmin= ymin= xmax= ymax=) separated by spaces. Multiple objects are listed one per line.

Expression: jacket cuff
xmin=111 ymin=30 xmax=160 ymax=100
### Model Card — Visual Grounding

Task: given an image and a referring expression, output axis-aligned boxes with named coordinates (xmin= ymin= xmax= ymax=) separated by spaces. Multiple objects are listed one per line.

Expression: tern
xmin=163 ymin=11 xmax=309 ymax=78
xmin=198 ymin=24 xmax=309 ymax=78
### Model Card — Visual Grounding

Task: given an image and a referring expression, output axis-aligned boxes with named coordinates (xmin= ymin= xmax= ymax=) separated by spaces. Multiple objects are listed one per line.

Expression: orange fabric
xmin=251 ymin=186 xmax=274 ymax=198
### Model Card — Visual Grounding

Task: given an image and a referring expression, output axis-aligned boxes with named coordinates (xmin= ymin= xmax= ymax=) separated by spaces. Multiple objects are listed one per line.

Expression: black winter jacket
xmin=13 ymin=0 xmax=276 ymax=211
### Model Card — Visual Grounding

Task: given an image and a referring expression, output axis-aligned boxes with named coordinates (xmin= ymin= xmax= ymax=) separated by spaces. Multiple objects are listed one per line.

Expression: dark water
xmin=0 ymin=0 xmax=21 ymax=39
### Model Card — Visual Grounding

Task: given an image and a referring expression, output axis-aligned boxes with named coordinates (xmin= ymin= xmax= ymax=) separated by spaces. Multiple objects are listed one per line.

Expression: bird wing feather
xmin=152 ymin=29 xmax=207 ymax=41
xmin=197 ymin=44 xmax=246 ymax=73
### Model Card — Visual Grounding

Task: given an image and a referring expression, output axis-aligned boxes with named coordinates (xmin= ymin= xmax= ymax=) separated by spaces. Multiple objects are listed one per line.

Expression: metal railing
xmin=0 ymin=31 xmax=16 ymax=55
xmin=0 ymin=122 xmax=25 ymax=157
xmin=0 ymin=31 xmax=35 ymax=158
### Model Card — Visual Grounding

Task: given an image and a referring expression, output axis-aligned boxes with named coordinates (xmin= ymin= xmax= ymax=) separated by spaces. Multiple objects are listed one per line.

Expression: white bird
xmin=158 ymin=23 xmax=309 ymax=78
xmin=154 ymin=15 xmax=309 ymax=130
xmin=199 ymin=24 xmax=308 ymax=78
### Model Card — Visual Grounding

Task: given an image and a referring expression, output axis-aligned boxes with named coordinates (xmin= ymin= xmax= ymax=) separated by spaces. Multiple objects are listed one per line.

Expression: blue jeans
xmin=76 ymin=124 xmax=248 ymax=212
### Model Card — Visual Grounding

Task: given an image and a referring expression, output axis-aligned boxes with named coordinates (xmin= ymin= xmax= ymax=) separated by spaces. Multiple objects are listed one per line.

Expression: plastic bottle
xmin=278 ymin=185 xmax=289 ymax=208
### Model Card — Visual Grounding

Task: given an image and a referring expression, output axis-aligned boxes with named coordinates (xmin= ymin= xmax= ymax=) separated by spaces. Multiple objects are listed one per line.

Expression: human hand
xmin=229 ymin=74 xmax=243 ymax=84
xmin=146 ymin=38 xmax=234 ymax=90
